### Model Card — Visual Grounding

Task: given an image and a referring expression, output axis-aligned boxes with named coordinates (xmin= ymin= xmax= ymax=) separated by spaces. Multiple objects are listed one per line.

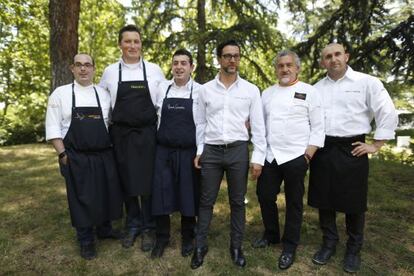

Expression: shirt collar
xmin=326 ymin=65 xmax=357 ymax=82
xmin=74 ymin=80 xmax=94 ymax=89
xmin=171 ymin=78 xmax=193 ymax=90
xmin=119 ymin=57 xmax=143 ymax=69
xmin=214 ymin=73 xmax=240 ymax=89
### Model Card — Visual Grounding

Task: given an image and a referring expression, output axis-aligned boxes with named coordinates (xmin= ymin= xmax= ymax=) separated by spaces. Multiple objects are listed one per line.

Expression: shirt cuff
xmin=251 ymin=150 xmax=265 ymax=166
xmin=196 ymin=144 xmax=204 ymax=156
xmin=309 ymin=136 xmax=325 ymax=148
xmin=374 ymin=128 xmax=395 ymax=140
xmin=45 ymin=128 xmax=62 ymax=141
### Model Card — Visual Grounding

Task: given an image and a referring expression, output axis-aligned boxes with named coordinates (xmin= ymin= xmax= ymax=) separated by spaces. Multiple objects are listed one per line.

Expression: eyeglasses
xmin=73 ymin=62 xmax=94 ymax=69
xmin=221 ymin=54 xmax=241 ymax=61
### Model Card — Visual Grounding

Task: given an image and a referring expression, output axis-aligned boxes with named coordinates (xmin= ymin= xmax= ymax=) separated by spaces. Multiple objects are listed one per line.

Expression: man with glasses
xmin=190 ymin=40 xmax=266 ymax=269
xmin=45 ymin=54 xmax=123 ymax=260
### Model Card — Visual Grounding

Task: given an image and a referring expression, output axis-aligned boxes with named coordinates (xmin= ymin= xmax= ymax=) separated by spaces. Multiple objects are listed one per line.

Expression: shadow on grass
xmin=0 ymin=144 xmax=413 ymax=275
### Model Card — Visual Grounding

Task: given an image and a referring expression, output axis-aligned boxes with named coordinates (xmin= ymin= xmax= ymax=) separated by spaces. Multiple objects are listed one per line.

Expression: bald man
xmin=308 ymin=43 xmax=398 ymax=273
xmin=46 ymin=54 xmax=123 ymax=260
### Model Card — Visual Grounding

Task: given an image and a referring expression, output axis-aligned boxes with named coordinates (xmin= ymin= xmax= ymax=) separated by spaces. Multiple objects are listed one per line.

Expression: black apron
xmin=60 ymin=84 xmax=123 ymax=227
xmin=152 ymin=84 xmax=200 ymax=216
xmin=308 ymin=135 xmax=369 ymax=213
xmin=110 ymin=61 xmax=157 ymax=196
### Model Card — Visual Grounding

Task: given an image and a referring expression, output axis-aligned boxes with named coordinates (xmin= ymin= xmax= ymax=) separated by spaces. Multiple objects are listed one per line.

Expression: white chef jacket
xmin=99 ymin=58 xmax=165 ymax=108
xmin=261 ymin=81 xmax=325 ymax=165
xmin=197 ymin=74 xmax=266 ymax=165
xmin=45 ymin=81 xmax=111 ymax=140
xmin=314 ymin=66 xmax=398 ymax=140
xmin=155 ymin=78 xmax=205 ymax=148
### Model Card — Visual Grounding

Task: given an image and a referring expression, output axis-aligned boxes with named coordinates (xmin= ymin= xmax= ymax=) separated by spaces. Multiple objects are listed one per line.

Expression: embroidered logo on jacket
xmin=294 ymin=92 xmax=306 ymax=100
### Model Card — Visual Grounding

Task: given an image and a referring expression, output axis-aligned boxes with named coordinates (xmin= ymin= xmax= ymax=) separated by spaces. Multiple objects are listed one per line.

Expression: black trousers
xmin=318 ymin=209 xmax=365 ymax=254
xmin=76 ymin=221 xmax=112 ymax=246
xmin=195 ymin=142 xmax=249 ymax=249
xmin=155 ymin=215 xmax=196 ymax=243
xmin=125 ymin=195 xmax=155 ymax=234
xmin=256 ymin=156 xmax=308 ymax=253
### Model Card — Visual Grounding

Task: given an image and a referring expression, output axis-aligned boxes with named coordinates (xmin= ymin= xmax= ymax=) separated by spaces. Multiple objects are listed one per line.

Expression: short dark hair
xmin=172 ymin=49 xmax=193 ymax=65
xmin=118 ymin=25 xmax=141 ymax=43
xmin=216 ymin=40 xmax=240 ymax=57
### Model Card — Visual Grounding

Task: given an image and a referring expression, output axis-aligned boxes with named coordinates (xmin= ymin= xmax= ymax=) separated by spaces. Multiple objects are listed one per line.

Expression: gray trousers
xmin=195 ymin=141 xmax=249 ymax=249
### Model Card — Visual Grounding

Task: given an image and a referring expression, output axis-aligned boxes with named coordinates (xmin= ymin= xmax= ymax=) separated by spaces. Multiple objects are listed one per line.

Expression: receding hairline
xmin=73 ymin=53 xmax=94 ymax=65
xmin=321 ymin=43 xmax=346 ymax=56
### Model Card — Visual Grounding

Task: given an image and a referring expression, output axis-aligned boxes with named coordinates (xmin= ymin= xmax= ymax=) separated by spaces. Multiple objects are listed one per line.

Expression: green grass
xmin=1 ymin=144 xmax=413 ymax=275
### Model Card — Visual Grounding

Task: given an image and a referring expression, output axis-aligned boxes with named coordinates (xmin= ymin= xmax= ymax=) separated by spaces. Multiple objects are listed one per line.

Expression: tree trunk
xmin=195 ymin=0 xmax=207 ymax=84
xmin=48 ymin=0 xmax=80 ymax=92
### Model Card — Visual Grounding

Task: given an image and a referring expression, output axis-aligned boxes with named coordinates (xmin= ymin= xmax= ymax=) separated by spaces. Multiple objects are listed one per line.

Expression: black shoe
xmin=251 ymin=237 xmax=279 ymax=248
xmin=190 ymin=246 xmax=208 ymax=269
xmin=181 ymin=239 xmax=194 ymax=257
xmin=312 ymin=246 xmax=336 ymax=265
xmin=80 ymin=243 xmax=97 ymax=260
xmin=141 ymin=230 xmax=155 ymax=252
xmin=97 ymin=229 xmax=123 ymax=240
xmin=343 ymin=253 xmax=361 ymax=273
xmin=121 ymin=232 xmax=137 ymax=248
xmin=230 ymin=247 xmax=246 ymax=267
xmin=278 ymin=251 xmax=295 ymax=270
xmin=150 ymin=240 xmax=169 ymax=259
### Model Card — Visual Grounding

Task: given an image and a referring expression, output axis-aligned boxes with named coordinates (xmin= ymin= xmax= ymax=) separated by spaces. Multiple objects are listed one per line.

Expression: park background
xmin=0 ymin=0 xmax=413 ymax=275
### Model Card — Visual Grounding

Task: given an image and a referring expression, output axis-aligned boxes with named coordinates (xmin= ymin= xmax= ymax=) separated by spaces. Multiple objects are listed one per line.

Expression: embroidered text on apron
xmin=152 ymin=83 xmax=200 ymax=216
xmin=61 ymin=84 xmax=123 ymax=227
xmin=110 ymin=61 xmax=157 ymax=196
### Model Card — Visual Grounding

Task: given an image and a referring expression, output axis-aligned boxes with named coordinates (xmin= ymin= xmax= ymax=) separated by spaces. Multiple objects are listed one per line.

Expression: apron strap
xmin=189 ymin=81 xmax=193 ymax=100
xmin=142 ymin=59 xmax=147 ymax=81
xmin=164 ymin=81 xmax=194 ymax=99
xmin=71 ymin=83 xmax=101 ymax=108
xmin=118 ymin=60 xmax=147 ymax=83
xmin=71 ymin=83 xmax=76 ymax=108
xmin=164 ymin=84 xmax=173 ymax=99
xmin=93 ymin=86 xmax=102 ymax=108
xmin=118 ymin=62 xmax=122 ymax=84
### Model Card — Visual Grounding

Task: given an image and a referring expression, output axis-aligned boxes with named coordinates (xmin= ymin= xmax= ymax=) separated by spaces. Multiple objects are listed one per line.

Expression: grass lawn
xmin=1 ymin=144 xmax=413 ymax=275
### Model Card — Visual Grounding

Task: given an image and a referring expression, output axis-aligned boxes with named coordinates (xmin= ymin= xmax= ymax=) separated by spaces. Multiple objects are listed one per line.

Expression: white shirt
xmin=315 ymin=66 xmax=398 ymax=140
xmin=155 ymin=78 xmax=205 ymax=148
xmin=261 ymin=81 xmax=325 ymax=165
xmin=45 ymin=81 xmax=111 ymax=140
xmin=99 ymin=58 xmax=165 ymax=108
xmin=197 ymin=74 xmax=266 ymax=165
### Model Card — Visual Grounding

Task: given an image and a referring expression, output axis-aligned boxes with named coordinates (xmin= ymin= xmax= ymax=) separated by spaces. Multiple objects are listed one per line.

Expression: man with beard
xmin=190 ymin=40 xmax=266 ymax=269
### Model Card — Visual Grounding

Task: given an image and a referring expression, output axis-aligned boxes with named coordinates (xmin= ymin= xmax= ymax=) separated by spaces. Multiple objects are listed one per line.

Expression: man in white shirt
xmin=45 ymin=54 xmax=123 ymax=260
xmin=309 ymin=43 xmax=398 ymax=273
xmin=99 ymin=25 xmax=165 ymax=252
xmin=150 ymin=49 xmax=203 ymax=259
xmin=190 ymin=40 xmax=266 ymax=269
xmin=254 ymin=50 xmax=325 ymax=270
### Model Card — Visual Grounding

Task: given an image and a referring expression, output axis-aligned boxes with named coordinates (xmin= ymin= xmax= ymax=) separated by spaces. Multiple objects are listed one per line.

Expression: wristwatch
xmin=58 ymin=151 xmax=67 ymax=159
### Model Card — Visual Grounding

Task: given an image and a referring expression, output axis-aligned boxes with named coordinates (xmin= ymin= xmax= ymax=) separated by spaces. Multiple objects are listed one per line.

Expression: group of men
xmin=45 ymin=24 xmax=398 ymax=273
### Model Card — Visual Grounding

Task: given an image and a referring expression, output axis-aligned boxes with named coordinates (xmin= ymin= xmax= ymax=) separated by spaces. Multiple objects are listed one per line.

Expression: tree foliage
xmin=0 ymin=0 xmax=412 ymax=145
